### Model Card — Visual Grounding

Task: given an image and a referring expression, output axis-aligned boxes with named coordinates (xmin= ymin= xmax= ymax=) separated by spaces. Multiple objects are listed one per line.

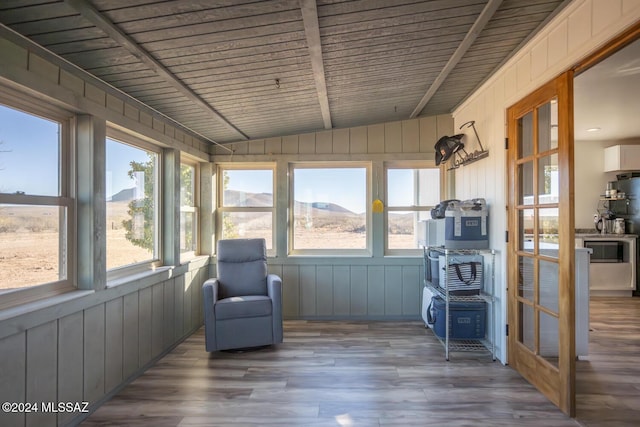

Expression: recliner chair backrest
xmin=216 ymin=238 xmax=268 ymax=298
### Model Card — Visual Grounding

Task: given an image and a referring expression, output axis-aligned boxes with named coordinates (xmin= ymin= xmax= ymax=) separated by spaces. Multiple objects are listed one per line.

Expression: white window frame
xmin=106 ymin=128 xmax=162 ymax=281
xmin=384 ymin=160 xmax=440 ymax=256
xmin=180 ymin=158 xmax=199 ymax=263
xmin=0 ymin=88 xmax=75 ymax=309
xmin=216 ymin=163 xmax=276 ymax=256
xmin=289 ymin=161 xmax=371 ymax=257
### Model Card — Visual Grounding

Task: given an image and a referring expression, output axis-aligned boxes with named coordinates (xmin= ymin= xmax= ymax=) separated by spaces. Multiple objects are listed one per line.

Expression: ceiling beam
xmin=64 ymin=0 xmax=248 ymax=144
xmin=410 ymin=0 xmax=504 ymax=118
xmin=300 ymin=0 xmax=332 ymax=129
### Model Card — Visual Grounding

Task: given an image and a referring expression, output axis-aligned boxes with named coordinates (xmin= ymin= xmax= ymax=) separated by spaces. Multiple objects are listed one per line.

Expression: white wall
xmin=575 ymin=140 xmax=609 ymax=229
xmin=452 ymin=0 xmax=640 ymax=362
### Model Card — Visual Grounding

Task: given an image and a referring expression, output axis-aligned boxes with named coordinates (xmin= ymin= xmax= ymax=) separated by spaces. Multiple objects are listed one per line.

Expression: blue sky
xmin=106 ymin=138 xmax=151 ymax=199
xmin=0 ymin=106 xmax=148 ymax=199
xmin=1 ymin=104 xmax=433 ymax=210
xmin=225 ymin=168 xmax=432 ymax=214
xmin=0 ymin=105 xmax=60 ymax=196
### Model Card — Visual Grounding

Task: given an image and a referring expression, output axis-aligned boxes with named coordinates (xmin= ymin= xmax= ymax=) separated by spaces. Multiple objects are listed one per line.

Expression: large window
xmin=180 ymin=161 xmax=198 ymax=262
xmin=291 ymin=163 xmax=369 ymax=254
xmin=217 ymin=165 xmax=274 ymax=250
xmin=0 ymin=100 xmax=72 ymax=301
xmin=386 ymin=163 xmax=440 ymax=252
xmin=106 ymin=133 xmax=160 ymax=273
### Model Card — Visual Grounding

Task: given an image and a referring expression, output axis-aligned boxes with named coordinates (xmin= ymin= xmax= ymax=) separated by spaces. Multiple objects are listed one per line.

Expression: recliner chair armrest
xmin=202 ymin=278 xmax=220 ymax=352
xmin=266 ymin=274 xmax=281 ymax=301
xmin=266 ymin=274 xmax=283 ymax=344
xmin=203 ymin=278 xmax=220 ymax=303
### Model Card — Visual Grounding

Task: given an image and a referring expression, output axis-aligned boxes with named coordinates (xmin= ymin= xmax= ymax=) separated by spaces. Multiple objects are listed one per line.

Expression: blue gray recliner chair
xmin=202 ymin=238 xmax=283 ymax=352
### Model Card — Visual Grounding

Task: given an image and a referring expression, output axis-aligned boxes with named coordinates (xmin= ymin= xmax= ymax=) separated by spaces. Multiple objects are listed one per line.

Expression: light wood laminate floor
xmin=83 ymin=297 xmax=640 ymax=426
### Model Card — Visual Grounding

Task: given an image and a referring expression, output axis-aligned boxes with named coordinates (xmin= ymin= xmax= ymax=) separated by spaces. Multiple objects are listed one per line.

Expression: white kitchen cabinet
xmin=604 ymin=145 xmax=640 ymax=172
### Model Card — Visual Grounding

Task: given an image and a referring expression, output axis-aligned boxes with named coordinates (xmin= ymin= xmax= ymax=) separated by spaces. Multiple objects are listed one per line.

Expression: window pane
xmin=222 ymin=170 xmax=273 ymax=207
xmin=387 ymin=168 xmax=439 ymax=207
xmin=0 ymin=104 xmax=60 ymax=196
xmin=180 ymin=163 xmax=197 ymax=260
xmin=0 ymin=204 xmax=65 ymax=291
xmin=180 ymin=211 xmax=196 ymax=254
xmin=180 ymin=164 xmax=195 ymax=207
xmin=222 ymin=212 xmax=273 ymax=249
xmin=388 ymin=210 xmax=431 ymax=250
xmin=106 ymin=139 xmax=157 ymax=270
xmin=293 ymin=167 xmax=366 ymax=250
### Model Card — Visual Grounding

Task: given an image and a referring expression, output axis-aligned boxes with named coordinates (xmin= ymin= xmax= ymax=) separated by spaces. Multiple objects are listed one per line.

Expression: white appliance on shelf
xmin=417 ymin=219 xmax=445 ymax=248
xmin=421 ymin=286 xmax=434 ymax=329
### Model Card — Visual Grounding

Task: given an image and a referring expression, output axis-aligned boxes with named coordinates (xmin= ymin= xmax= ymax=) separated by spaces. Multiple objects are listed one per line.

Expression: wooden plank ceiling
xmin=0 ymin=0 xmax=568 ymax=145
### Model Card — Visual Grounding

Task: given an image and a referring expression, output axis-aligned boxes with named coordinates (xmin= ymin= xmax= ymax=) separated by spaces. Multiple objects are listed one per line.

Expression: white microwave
xmin=417 ymin=219 xmax=446 ymax=247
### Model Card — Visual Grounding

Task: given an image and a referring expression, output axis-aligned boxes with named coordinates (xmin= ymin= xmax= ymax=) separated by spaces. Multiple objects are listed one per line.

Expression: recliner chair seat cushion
xmin=215 ymin=295 xmax=272 ymax=320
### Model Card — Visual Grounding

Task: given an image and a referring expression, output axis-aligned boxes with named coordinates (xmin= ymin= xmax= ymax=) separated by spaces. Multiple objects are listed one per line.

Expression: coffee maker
xmin=594 ymin=213 xmax=616 ymax=234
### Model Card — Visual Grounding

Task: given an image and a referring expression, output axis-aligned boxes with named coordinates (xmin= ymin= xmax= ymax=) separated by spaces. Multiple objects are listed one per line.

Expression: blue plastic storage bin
xmin=431 ymin=296 xmax=486 ymax=339
xmin=444 ymin=199 xmax=489 ymax=249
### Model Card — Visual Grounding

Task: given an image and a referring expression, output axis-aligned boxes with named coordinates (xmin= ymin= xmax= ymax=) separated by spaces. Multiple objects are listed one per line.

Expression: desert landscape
xmin=1 ymin=196 xmax=417 ymax=291
xmin=0 ymin=202 xmax=152 ymax=291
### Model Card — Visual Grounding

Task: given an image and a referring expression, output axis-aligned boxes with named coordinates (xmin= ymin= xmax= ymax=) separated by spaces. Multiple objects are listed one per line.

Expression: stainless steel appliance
xmin=594 ymin=215 xmax=616 ymax=234
xmin=611 ymin=173 xmax=640 ymax=293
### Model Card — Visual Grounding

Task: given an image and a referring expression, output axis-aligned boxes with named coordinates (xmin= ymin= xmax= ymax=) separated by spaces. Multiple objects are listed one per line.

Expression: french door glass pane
xmin=518 ymin=111 xmax=534 ymax=159
xmin=518 ymin=301 xmax=535 ymax=352
xmin=519 ymin=209 xmax=535 ymax=253
xmin=519 ymin=161 xmax=534 ymax=205
xmin=538 ymin=98 xmax=558 ymax=152
xmin=538 ymin=153 xmax=559 ymax=203
xmin=539 ymin=311 xmax=560 ymax=369
xmin=518 ymin=256 xmax=534 ymax=301
xmin=538 ymin=207 xmax=559 ymax=258
xmin=539 ymin=259 xmax=559 ymax=313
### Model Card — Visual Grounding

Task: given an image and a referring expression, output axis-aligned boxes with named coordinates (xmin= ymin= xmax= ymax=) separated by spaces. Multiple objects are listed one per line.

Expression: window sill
xmin=106 ymin=266 xmax=175 ymax=289
xmin=179 ymin=255 xmax=210 ymax=268
xmin=0 ymin=288 xmax=94 ymax=324
xmin=288 ymin=251 xmax=372 ymax=258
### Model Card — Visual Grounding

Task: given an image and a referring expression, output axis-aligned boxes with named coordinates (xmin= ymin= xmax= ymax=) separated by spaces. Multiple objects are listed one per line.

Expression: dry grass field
xmin=1 ymin=203 xmax=416 ymax=291
xmin=1 ymin=202 xmax=151 ymax=290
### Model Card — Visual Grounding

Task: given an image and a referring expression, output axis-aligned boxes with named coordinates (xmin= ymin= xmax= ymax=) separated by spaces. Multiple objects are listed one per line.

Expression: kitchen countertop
xmin=576 ymin=233 xmax=638 ymax=239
